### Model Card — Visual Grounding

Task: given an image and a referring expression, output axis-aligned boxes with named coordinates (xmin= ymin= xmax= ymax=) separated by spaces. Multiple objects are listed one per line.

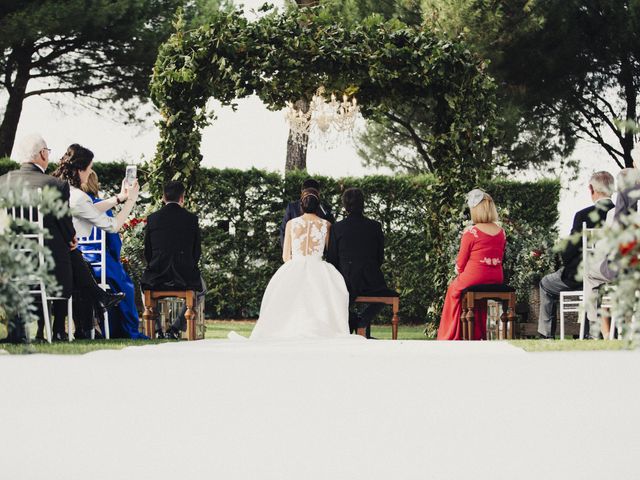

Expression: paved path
xmin=1 ymin=340 xmax=638 ymax=479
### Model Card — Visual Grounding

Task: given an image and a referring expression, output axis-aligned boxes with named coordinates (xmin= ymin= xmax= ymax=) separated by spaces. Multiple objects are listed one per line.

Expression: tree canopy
xmin=0 ymin=0 xmax=228 ymax=157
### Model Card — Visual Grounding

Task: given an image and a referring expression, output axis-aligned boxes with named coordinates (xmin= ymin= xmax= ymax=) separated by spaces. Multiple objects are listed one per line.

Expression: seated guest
xmin=52 ymin=144 xmax=137 ymax=338
xmin=79 ymin=171 xmax=148 ymax=339
xmin=606 ymin=168 xmax=640 ymax=226
xmin=586 ymin=168 xmax=640 ymax=338
xmin=327 ymin=188 xmax=397 ymax=338
xmin=537 ymin=171 xmax=614 ymax=339
xmin=280 ymin=178 xmax=335 ymax=247
xmin=0 ymin=134 xmax=123 ymax=342
xmin=141 ymin=181 xmax=205 ymax=339
xmin=437 ymin=189 xmax=506 ymax=340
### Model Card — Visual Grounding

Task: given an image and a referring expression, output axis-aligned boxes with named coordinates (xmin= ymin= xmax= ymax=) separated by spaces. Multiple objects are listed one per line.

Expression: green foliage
xmin=0 ymin=184 xmax=68 ymax=329
xmin=149 ymin=4 xmax=498 ymax=196
xmin=0 ymin=0 xmax=230 ymax=156
xmin=0 ymin=161 xmax=558 ymax=323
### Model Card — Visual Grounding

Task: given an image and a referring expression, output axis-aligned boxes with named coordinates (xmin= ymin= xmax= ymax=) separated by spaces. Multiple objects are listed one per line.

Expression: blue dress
xmin=78 ymin=195 xmax=148 ymax=339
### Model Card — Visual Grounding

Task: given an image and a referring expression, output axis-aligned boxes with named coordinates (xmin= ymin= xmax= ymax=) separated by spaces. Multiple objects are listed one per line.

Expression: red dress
xmin=437 ymin=226 xmax=506 ymax=340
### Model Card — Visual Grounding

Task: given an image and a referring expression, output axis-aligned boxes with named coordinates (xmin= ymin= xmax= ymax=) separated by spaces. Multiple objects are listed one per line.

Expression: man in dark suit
xmin=537 ymin=171 xmax=615 ymax=339
xmin=279 ymin=178 xmax=335 ymax=247
xmin=327 ymin=188 xmax=397 ymax=338
xmin=0 ymin=134 xmax=123 ymax=342
xmin=141 ymin=181 xmax=204 ymax=338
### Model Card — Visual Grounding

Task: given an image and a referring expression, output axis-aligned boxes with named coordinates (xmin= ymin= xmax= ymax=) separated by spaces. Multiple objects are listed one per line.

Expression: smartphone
xmin=125 ymin=165 xmax=137 ymax=187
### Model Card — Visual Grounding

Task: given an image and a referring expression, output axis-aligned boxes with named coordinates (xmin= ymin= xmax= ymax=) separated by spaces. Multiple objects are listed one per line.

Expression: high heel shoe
xmin=97 ymin=291 xmax=126 ymax=310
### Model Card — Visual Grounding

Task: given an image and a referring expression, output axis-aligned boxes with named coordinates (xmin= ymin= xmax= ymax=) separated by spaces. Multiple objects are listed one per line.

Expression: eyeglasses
xmin=41 ymin=148 xmax=51 ymax=153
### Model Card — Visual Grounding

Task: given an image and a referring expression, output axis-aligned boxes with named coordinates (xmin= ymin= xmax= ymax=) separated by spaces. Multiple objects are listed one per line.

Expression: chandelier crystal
xmin=284 ymin=86 xmax=360 ymax=149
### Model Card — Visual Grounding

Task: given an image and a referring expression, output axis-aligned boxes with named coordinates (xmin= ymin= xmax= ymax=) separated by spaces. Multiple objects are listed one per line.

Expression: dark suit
xmin=327 ymin=212 xmax=397 ymax=332
xmin=538 ymin=198 xmax=613 ymax=337
xmin=279 ymin=200 xmax=335 ymax=247
xmin=560 ymin=199 xmax=614 ymax=288
xmin=0 ymin=162 xmax=107 ymax=337
xmin=141 ymin=203 xmax=202 ymax=291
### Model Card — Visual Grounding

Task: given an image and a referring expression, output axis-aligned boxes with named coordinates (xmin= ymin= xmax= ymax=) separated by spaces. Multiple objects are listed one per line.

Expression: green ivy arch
xmin=149 ymin=5 xmax=498 ymax=197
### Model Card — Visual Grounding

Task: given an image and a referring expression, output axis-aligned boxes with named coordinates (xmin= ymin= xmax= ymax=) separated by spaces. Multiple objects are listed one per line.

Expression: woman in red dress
xmin=437 ymin=190 xmax=506 ymax=340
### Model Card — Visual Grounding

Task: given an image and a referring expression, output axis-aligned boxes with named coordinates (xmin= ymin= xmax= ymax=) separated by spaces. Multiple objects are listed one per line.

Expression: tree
xmin=426 ymin=0 xmax=640 ymax=170
xmin=0 ymin=0 xmax=226 ymax=157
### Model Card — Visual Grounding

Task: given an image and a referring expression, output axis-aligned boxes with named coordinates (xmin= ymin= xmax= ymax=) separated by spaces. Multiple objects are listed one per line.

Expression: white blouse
xmin=69 ymin=186 xmax=118 ymax=238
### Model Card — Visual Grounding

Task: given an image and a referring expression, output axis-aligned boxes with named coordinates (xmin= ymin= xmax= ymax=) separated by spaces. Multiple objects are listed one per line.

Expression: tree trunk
xmin=0 ymin=44 xmax=33 ymax=158
xmin=620 ymin=55 xmax=637 ymax=168
xmin=285 ymin=98 xmax=309 ymax=171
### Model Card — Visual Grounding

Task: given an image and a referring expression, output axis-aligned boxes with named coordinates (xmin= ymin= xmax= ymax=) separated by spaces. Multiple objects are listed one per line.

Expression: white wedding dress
xmin=249 ymin=215 xmax=350 ymax=339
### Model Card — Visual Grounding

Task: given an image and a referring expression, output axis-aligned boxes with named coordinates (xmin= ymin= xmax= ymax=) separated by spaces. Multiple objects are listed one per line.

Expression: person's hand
xmin=125 ymin=180 xmax=140 ymax=202
xmin=69 ymin=237 xmax=78 ymax=251
xmin=119 ymin=179 xmax=128 ymax=199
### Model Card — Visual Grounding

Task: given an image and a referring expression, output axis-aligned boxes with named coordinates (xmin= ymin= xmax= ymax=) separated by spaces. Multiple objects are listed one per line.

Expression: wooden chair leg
xmin=185 ymin=291 xmax=196 ymax=341
xmin=143 ymin=291 xmax=156 ymax=338
xmin=466 ymin=294 xmax=475 ymax=340
xmin=460 ymin=294 xmax=468 ymax=340
xmin=500 ymin=302 xmax=508 ymax=340
xmin=392 ymin=298 xmax=399 ymax=340
xmin=508 ymin=294 xmax=516 ymax=339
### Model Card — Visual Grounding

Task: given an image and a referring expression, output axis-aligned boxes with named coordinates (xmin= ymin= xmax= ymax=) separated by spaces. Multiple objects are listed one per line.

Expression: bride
xmin=249 ymin=188 xmax=350 ymax=339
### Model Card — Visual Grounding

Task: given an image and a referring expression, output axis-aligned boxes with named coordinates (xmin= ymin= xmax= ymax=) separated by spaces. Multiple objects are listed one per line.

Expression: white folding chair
xmin=9 ymin=204 xmax=73 ymax=343
xmin=77 ymin=225 xmax=110 ymax=339
xmin=578 ymin=222 xmax=603 ymax=340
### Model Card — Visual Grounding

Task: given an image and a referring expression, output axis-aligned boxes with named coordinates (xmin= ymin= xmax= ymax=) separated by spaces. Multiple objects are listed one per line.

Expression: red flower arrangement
xmin=122 ymin=217 xmax=147 ymax=231
xmin=619 ymin=240 xmax=637 ymax=256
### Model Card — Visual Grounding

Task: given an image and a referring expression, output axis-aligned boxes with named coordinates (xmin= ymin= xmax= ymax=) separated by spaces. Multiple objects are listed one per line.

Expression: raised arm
xmin=282 ymin=220 xmax=293 ymax=263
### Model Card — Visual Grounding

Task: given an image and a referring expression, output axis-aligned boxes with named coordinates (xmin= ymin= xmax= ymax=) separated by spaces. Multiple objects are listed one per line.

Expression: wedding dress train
xmin=249 ymin=216 xmax=350 ymax=340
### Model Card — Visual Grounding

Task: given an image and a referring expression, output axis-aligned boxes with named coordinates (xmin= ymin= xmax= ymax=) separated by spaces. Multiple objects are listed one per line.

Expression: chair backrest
xmin=8 ymin=198 xmax=47 ymax=284
xmin=581 ymin=221 xmax=602 ymax=276
xmin=77 ymin=225 xmax=107 ymax=286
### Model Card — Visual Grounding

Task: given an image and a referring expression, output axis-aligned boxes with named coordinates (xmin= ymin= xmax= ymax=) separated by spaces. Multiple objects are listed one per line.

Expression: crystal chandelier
xmin=284 ymin=86 xmax=360 ymax=148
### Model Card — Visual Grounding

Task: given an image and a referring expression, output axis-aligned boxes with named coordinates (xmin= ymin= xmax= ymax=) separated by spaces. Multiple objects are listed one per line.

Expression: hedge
xmin=0 ymin=158 xmax=560 ymax=322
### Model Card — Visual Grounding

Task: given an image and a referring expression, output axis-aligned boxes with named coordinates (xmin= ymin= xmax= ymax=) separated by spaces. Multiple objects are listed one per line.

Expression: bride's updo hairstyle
xmin=300 ymin=188 xmax=320 ymax=213
xmin=52 ymin=143 xmax=94 ymax=188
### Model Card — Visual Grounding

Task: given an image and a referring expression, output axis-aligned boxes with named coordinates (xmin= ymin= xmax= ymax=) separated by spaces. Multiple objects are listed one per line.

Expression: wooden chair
xmin=143 ymin=290 xmax=197 ymax=340
xmin=461 ymin=284 xmax=516 ymax=340
xmin=354 ymin=296 xmax=400 ymax=340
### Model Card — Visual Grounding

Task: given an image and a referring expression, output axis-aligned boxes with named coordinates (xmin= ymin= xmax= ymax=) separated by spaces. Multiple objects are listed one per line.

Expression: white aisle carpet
xmin=1 ymin=339 xmax=639 ymax=480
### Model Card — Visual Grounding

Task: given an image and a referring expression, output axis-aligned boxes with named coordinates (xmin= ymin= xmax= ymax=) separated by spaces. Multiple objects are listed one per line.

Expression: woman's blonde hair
xmin=82 ymin=170 xmax=100 ymax=196
xmin=470 ymin=193 xmax=498 ymax=224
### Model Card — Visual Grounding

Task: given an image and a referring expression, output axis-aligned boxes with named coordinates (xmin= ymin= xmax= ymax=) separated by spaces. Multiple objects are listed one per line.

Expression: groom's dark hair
xmin=163 ymin=181 xmax=185 ymax=202
xmin=342 ymin=188 xmax=364 ymax=214
xmin=302 ymin=178 xmax=320 ymax=191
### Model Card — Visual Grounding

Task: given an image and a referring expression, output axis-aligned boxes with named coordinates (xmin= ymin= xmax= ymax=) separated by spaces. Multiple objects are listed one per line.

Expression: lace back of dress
xmin=291 ymin=217 xmax=327 ymax=258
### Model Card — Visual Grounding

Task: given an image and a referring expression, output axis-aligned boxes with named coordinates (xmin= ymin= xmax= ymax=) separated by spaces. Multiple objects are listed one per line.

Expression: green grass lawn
xmin=509 ymin=339 xmax=631 ymax=352
xmin=0 ymin=321 xmax=632 ymax=355
xmin=0 ymin=321 xmax=430 ymax=355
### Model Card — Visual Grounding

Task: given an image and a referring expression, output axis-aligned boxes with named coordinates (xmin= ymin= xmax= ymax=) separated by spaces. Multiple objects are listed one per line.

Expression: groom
xmin=327 ymin=188 xmax=397 ymax=337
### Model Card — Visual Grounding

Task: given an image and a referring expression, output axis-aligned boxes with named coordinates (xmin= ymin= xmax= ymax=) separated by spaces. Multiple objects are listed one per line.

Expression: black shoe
xmin=33 ymin=335 xmax=47 ymax=344
xmin=52 ymin=332 xmax=69 ymax=342
xmin=155 ymin=330 xmax=166 ymax=340
xmin=97 ymin=292 xmax=126 ymax=310
xmin=74 ymin=329 xmax=92 ymax=340
xmin=538 ymin=333 xmax=554 ymax=340
xmin=165 ymin=327 xmax=181 ymax=340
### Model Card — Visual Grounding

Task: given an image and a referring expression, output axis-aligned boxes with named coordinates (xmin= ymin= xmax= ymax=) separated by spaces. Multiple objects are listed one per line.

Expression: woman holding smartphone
xmin=53 ymin=144 xmax=140 ymax=338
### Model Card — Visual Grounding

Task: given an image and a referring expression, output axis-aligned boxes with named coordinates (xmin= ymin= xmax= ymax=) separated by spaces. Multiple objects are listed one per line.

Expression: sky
xmin=4 ymin=0 xmax=623 ymax=235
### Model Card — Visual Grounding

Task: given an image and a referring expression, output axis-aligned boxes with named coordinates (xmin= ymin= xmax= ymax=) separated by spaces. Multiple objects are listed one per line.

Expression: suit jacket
xmin=0 ymin=162 xmax=76 ymax=265
xmin=141 ymin=203 xmax=202 ymax=291
xmin=327 ymin=212 xmax=395 ymax=298
xmin=279 ymin=200 xmax=335 ymax=247
xmin=560 ymin=198 xmax=613 ymax=287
